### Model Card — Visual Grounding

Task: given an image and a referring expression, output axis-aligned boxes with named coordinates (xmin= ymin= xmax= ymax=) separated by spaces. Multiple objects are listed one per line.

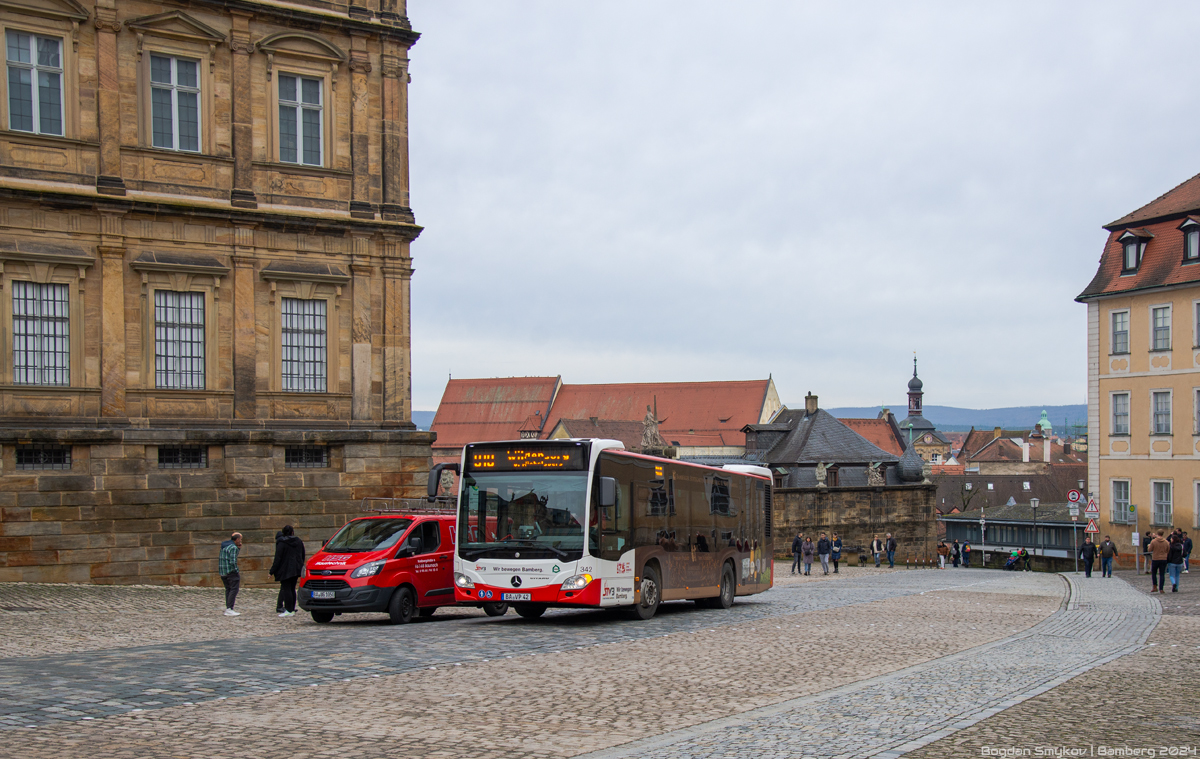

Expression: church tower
xmin=898 ymin=357 xmax=951 ymax=463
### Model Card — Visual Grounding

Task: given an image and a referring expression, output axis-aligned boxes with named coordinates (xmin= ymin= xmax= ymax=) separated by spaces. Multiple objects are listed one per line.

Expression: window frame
xmin=1110 ymin=309 xmax=1129 ymax=355
xmin=14 ymin=442 xmax=70 ymax=470
xmin=270 ymin=69 xmax=331 ymax=168
xmin=1151 ymin=480 xmax=1173 ymax=528
xmin=135 ymin=33 xmax=217 ymax=156
xmin=279 ymin=296 xmax=328 ymax=393
xmin=1151 ymin=304 xmax=1172 ymax=352
xmin=148 ymin=53 xmax=201 ymax=153
xmin=1120 ymin=236 xmax=1142 ymax=273
xmin=1152 ymin=390 xmax=1172 ymax=435
xmin=4 ymin=29 xmax=63 ymax=137
xmin=1110 ymin=391 xmax=1130 ymax=436
xmin=1180 ymin=219 xmax=1200 ymax=263
xmin=152 ymin=289 xmax=207 ymax=390
xmin=0 ymin=17 xmax=79 ymax=141
xmin=1111 ymin=479 xmax=1131 ymax=525
xmin=10 ymin=279 xmax=71 ymax=386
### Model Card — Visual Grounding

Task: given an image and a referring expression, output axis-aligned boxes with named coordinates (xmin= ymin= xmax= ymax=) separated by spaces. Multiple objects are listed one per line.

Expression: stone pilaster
xmin=348 ymin=35 xmax=375 ymax=219
xmin=93 ymin=2 xmax=124 ymax=196
xmin=381 ymin=240 xmax=413 ymax=426
xmin=98 ymin=235 xmax=126 ymax=418
xmin=229 ymin=13 xmax=257 ymax=209
xmin=232 ymin=228 xmax=258 ymax=419
xmin=379 ymin=45 xmax=413 ymax=223
xmin=351 ymin=238 xmax=376 ymax=420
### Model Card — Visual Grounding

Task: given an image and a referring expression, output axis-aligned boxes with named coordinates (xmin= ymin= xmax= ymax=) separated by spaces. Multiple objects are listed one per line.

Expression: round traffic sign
xmin=1068 ymin=490 xmax=1082 ymax=503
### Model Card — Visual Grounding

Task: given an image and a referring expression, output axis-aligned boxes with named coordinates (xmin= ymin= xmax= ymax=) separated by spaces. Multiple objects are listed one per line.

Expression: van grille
xmin=304 ymin=579 xmax=350 ymax=591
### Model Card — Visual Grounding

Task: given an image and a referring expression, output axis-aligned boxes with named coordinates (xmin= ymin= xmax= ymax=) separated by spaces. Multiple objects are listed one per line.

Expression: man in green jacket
xmin=219 ymin=532 xmax=243 ymax=616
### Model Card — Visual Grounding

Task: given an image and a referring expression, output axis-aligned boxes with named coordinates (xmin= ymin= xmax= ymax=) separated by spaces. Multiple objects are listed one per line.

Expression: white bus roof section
xmin=722 ymin=464 xmax=772 ymax=479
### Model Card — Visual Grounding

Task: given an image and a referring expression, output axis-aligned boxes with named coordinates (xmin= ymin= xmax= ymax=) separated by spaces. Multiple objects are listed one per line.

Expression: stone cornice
xmin=186 ymin=0 xmax=420 ymax=47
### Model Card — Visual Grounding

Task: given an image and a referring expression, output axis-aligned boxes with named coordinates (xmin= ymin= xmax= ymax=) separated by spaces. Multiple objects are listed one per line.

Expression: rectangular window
xmin=1153 ymin=481 xmax=1172 ymax=526
xmin=1112 ymin=393 xmax=1130 ymax=435
xmin=280 ymin=297 xmax=326 ymax=392
xmin=1111 ymin=311 xmax=1129 ymax=354
xmin=285 ymin=445 xmax=328 ymax=468
xmin=1112 ymin=480 xmax=1130 ymax=524
xmin=12 ymin=280 xmax=69 ymax=386
xmin=1124 ymin=241 xmax=1139 ymax=271
xmin=5 ymin=31 xmax=62 ymax=135
xmin=158 ymin=446 xmax=207 ymax=469
xmin=149 ymin=55 xmax=200 ymax=152
xmin=154 ymin=290 xmax=205 ymax=389
xmin=1022 ymin=481 xmax=1031 ymax=491
xmin=1152 ymin=306 xmax=1171 ymax=350
xmin=1153 ymin=391 xmax=1172 ymax=434
xmin=1196 ymin=389 xmax=1200 ymax=436
xmin=278 ymin=74 xmax=322 ymax=166
xmin=1195 ymin=302 xmax=1200 ymax=348
xmin=15 ymin=443 xmax=69 ymax=470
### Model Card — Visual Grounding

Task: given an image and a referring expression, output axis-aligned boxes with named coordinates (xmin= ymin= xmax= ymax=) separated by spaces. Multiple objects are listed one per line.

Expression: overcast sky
xmin=406 ymin=1 xmax=1200 ymax=411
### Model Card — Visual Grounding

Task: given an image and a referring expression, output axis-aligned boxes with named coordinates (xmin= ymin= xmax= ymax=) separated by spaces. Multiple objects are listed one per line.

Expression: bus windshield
xmin=458 ymin=471 xmax=587 ymax=562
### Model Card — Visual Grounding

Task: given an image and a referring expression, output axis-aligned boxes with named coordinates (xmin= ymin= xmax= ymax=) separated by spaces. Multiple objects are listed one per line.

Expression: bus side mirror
xmin=599 ymin=477 xmax=617 ymax=508
xmin=428 ymin=463 xmax=460 ymax=502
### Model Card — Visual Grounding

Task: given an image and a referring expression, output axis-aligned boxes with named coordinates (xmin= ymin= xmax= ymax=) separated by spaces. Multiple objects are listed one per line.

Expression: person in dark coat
xmin=270 ymin=524 xmax=306 ymax=617
xmin=791 ymin=533 xmax=803 ymax=575
xmin=1079 ymin=537 xmax=1097 ymax=578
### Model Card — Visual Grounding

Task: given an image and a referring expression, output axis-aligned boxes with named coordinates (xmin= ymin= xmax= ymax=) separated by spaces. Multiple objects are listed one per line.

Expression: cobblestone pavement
xmin=1116 ymin=567 xmax=1200 ymax=616
xmin=0 ymin=567 xmax=1063 ymax=758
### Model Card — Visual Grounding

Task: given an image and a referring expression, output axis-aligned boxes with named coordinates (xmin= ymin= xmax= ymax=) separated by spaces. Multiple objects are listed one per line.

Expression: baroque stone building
xmin=0 ymin=0 xmax=432 ymax=585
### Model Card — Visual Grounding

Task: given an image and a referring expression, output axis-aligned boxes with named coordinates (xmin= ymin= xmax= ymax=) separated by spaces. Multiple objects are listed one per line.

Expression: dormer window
xmin=1180 ymin=218 xmax=1200 ymax=262
xmin=1118 ymin=230 xmax=1151 ymax=273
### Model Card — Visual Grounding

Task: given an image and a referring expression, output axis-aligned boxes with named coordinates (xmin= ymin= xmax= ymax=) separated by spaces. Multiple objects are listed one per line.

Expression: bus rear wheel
xmin=514 ymin=604 xmax=546 ymax=619
xmin=626 ymin=565 xmax=661 ymax=620
xmin=482 ymin=602 xmax=509 ymax=617
xmin=699 ymin=564 xmax=735 ymax=609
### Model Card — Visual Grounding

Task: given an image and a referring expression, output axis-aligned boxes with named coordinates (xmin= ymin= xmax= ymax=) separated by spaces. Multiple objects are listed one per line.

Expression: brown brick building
xmin=0 ymin=0 xmax=432 ymax=585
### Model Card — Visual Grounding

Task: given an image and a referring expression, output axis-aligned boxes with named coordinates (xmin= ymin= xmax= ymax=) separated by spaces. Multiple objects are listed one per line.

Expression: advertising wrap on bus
xmin=446 ymin=438 xmax=772 ymax=621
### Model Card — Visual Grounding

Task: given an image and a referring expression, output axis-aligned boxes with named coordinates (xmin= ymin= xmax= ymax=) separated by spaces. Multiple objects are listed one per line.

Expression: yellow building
xmin=1079 ymin=172 xmax=1200 ymax=561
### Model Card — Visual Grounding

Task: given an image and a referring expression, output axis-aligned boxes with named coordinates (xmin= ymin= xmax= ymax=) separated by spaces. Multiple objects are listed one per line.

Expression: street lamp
xmin=1030 ymin=497 xmax=1040 ymax=568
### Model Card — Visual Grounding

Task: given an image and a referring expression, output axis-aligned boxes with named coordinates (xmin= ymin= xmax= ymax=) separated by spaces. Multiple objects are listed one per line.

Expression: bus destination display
xmin=467 ymin=445 xmax=585 ymax=472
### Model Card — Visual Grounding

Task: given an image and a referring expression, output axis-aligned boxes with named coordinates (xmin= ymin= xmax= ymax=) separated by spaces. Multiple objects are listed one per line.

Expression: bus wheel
xmin=387 ymin=587 xmax=416 ymax=624
xmin=310 ymin=611 xmax=334 ymax=624
xmin=715 ymin=563 xmax=735 ymax=609
xmin=482 ymin=602 xmax=509 ymax=617
xmin=627 ymin=565 xmax=661 ymax=620
xmin=514 ymin=604 xmax=546 ymax=619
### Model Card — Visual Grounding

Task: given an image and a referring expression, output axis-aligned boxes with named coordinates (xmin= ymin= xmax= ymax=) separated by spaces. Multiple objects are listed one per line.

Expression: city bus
xmin=433 ymin=438 xmax=773 ymax=620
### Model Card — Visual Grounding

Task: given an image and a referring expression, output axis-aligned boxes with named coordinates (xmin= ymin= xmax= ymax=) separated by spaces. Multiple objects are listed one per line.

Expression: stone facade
xmin=0 ymin=0 xmax=432 ymax=584
xmin=772 ymin=484 xmax=938 ymax=560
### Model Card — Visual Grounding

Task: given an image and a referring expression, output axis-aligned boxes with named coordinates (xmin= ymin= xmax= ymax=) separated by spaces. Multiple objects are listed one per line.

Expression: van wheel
xmin=387 ymin=587 xmax=416 ymax=624
xmin=418 ymin=607 xmax=437 ymax=618
xmin=482 ymin=602 xmax=509 ymax=617
xmin=626 ymin=565 xmax=661 ymax=620
xmin=514 ymin=604 xmax=547 ymax=619
xmin=310 ymin=611 xmax=334 ymax=624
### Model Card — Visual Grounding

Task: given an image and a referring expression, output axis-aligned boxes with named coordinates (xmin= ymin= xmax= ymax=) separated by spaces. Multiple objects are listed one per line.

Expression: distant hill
xmin=821 ymin=404 xmax=1087 ymax=433
xmin=413 ymin=410 xmax=436 ymax=431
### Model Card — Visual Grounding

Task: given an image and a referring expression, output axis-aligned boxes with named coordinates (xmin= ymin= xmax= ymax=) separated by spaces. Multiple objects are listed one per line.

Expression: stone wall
xmin=772 ymin=484 xmax=937 ymax=559
xmin=0 ymin=428 xmax=433 ymax=586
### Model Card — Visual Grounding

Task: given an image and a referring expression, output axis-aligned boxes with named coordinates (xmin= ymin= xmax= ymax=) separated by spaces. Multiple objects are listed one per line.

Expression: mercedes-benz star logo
xmin=510 ymin=576 xmax=522 ymax=588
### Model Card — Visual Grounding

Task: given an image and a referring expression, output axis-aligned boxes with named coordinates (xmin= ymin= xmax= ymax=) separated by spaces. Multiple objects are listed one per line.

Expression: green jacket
xmin=218 ymin=540 xmax=240 ymax=576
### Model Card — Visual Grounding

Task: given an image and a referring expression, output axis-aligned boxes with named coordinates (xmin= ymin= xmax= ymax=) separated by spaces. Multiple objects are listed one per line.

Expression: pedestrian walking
xmin=219 ymin=532 xmax=243 ymax=616
xmin=936 ymin=540 xmax=949 ymax=569
xmin=791 ymin=532 xmax=803 ymax=575
xmin=886 ymin=534 xmax=897 ymax=568
xmin=1142 ymin=531 xmax=1154 ymax=574
xmin=1167 ymin=534 xmax=1185 ymax=592
xmin=801 ymin=536 xmax=815 ymax=576
xmin=1149 ymin=530 xmax=1170 ymax=593
xmin=1019 ymin=547 xmax=1032 ymax=572
xmin=1184 ymin=531 xmax=1193 ymax=574
xmin=831 ymin=533 xmax=842 ymax=574
xmin=1099 ymin=535 xmax=1118 ymax=578
xmin=951 ymin=540 xmax=961 ymax=568
xmin=817 ymin=532 xmax=831 ymax=575
xmin=962 ymin=542 xmax=972 ymax=568
xmin=1079 ymin=536 xmax=1097 ymax=578
xmin=270 ymin=524 xmax=306 ymax=617
xmin=871 ymin=535 xmax=884 ymax=568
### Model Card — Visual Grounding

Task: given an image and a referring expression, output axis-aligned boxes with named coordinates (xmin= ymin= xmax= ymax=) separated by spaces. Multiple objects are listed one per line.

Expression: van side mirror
xmin=428 ymin=463 xmax=461 ymax=501
xmin=599 ymin=477 xmax=617 ymax=508
xmin=322 ymin=539 xmax=328 ymax=547
xmin=409 ymin=536 xmax=423 ymax=553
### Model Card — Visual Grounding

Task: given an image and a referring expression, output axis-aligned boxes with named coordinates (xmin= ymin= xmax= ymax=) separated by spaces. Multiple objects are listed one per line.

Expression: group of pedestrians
xmin=218 ymin=526 xmax=307 ymax=616
xmin=1076 ymin=535 xmax=1120 ymax=578
xmin=789 ymin=532 xmax=843 ymax=576
xmin=934 ymin=540 xmax=974 ymax=568
xmin=1147 ymin=528 xmax=1189 ymax=593
xmin=870 ymin=534 xmax=898 ymax=568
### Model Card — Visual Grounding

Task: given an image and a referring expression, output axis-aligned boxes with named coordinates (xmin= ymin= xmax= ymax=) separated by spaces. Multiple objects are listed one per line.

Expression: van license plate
xmin=502 ymin=593 xmax=531 ymax=601
xmin=312 ymin=590 xmax=335 ymax=599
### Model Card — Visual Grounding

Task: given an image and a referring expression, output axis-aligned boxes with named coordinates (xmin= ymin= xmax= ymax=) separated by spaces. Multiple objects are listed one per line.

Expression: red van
xmin=298 ymin=504 xmax=467 ymax=624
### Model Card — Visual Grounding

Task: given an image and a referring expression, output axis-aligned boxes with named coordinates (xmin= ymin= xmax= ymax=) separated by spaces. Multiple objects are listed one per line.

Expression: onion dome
xmin=908 ymin=357 xmax=923 ymax=391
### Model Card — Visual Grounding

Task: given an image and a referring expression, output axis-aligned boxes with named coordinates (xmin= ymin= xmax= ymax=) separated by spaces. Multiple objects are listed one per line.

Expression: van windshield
xmin=458 ymin=472 xmax=586 ymax=561
xmin=323 ymin=518 xmax=413 ymax=553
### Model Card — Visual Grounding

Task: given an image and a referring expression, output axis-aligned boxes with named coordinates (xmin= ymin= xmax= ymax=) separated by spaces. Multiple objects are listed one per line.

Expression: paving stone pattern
xmin=578 ymin=572 xmax=1158 ymax=759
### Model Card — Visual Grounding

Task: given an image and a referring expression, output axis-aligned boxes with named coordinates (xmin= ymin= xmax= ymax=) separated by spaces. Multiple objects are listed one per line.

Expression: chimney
xmin=1022 ymin=442 xmax=1030 ymax=463
xmin=993 ymin=426 xmax=1002 ymax=440
xmin=805 ymin=392 xmax=818 ymax=415
xmin=1043 ymin=439 xmax=1051 ymax=463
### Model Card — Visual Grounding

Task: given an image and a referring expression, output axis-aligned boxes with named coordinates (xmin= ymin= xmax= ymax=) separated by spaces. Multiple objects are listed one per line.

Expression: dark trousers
xmin=792 ymin=552 xmax=801 ymax=573
xmin=222 ymin=572 xmax=241 ymax=609
xmin=1083 ymin=559 xmax=1093 ymax=577
xmin=1151 ymin=560 xmax=1167 ymax=589
xmin=963 ymin=554 xmax=971 ymax=567
xmin=277 ymin=577 xmax=298 ymax=613
xmin=832 ymin=557 xmax=839 ymax=573
xmin=887 ymin=550 xmax=895 ymax=568
xmin=1101 ymin=556 xmax=1113 ymax=577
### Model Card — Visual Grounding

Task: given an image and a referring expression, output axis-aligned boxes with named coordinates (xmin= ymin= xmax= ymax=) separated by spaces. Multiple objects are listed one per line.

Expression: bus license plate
xmin=312 ymin=590 xmax=335 ymax=599
xmin=502 ymin=593 xmax=531 ymax=601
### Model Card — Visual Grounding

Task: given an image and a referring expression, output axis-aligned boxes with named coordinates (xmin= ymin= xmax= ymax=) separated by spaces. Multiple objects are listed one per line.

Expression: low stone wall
xmin=0 ymin=428 xmax=433 ymax=587
xmin=772 ymin=484 xmax=937 ymax=559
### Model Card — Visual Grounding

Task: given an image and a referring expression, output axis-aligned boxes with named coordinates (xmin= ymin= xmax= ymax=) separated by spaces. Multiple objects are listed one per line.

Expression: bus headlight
xmin=560 ymin=573 xmax=592 ymax=591
xmin=350 ymin=560 xmax=386 ymax=579
xmin=454 ymin=572 xmax=474 ymax=589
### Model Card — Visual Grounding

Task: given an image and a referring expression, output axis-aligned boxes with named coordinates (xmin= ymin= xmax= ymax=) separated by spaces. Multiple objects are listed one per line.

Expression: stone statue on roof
xmin=815 ymin=461 xmax=829 ymax=487
xmin=867 ymin=461 xmax=885 ymax=486
xmin=641 ymin=405 xmax=667 ymax=450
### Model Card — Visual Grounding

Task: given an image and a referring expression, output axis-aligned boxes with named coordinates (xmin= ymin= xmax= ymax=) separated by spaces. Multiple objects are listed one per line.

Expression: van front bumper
xmin=298 ymin=583 xmax=392 ymax=613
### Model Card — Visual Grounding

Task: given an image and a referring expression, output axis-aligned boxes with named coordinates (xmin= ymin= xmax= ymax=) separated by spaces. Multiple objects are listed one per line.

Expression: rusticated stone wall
xmin=772 ymin=484 xmax=938 ymax=560
xmin=0 ymin=429 xmax=432 ymax=586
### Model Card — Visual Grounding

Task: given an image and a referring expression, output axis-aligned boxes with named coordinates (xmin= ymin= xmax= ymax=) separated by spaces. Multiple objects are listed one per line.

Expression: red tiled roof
xmin=1080 ymin=173 xmax=1200 ymax=300
xmin=430 ymin=376 xmax=560 ymax=450
xmin=543 ymin=380 xmax=771 ymax=448
xmin=840 ymin=418 xmax=905 ymax=457
xmin=552 ymin=419 xmax=646 ymax=450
